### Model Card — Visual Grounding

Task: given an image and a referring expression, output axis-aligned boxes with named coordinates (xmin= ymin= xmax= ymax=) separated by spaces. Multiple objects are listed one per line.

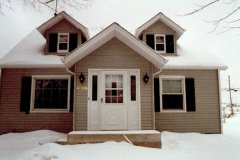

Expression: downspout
xmin=152 ymin=64 xmax=163 ymax=130
xmin=65 ymin=65 xmax=76 ymax=131
xmin=218 ymin=69 xmax=223 ymax=134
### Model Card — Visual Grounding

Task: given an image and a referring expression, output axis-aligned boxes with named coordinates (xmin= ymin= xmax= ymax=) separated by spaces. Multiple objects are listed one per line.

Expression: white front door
xmin=101 ymin=71 xmax=127 ymax=130
xmin=88 ymin=69 xmax=140 ymax=131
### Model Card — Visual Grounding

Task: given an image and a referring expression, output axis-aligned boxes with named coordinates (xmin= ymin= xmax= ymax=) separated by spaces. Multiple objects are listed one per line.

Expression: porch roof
xmin=63 ymin=23 xmax=168 ymax=69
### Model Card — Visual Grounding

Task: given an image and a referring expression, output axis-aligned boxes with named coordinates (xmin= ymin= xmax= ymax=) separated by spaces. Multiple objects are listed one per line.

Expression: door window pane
xmin=131 ymin=76 xmax=136 ymax=101
xmin=105 ymin=74 xmax=123 ymax=103
xmin=92 ymin=75 xmax=98 ymax=101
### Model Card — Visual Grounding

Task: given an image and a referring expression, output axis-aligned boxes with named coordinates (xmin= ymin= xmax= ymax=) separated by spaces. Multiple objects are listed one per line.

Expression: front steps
xmin=57 ymin=130 xmax=161 ymax=148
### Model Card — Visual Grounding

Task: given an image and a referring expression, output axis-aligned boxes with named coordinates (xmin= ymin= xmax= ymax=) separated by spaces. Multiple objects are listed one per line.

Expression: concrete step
xmin=59 ymin=130 xmax=161 ymax=148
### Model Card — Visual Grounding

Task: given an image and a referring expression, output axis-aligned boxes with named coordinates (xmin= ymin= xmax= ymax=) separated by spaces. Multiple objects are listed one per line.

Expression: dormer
xmin=135 ymin=13 xmax=185 ymax=55
xmin=37 ymin=11 xmax=89 ymax=56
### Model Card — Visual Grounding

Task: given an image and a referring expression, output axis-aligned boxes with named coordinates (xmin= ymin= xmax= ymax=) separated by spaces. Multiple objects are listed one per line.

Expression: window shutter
xmin=49 ymin=33 xmax=58 ymax=52
xmin=70 ymin=77 xmax=74 ymax=112
xmin=69 ymin=34 xmax=78 ymax=52
xmin=146 ymin=34 xmax=155 ymax=50
xmin=166 ymin=35 xmax=174 ymax=53
xmin=185 ymin=78 xmax=196 ymax=111
xmin=154 ymin=78 xmax=160 ymax=112
xmin=20 ymin=77 xmax=32 ymax=114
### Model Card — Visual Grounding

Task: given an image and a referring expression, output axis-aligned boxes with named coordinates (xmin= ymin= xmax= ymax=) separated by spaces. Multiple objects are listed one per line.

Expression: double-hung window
xmin=30 ymin=75 xmax=71 ymax=112
xmin=160 ymin=75 xmax=186 ymax=112
xmin=57 ymin=33 xmax=69 ymax=53
xmin=155 ymin=34 xmax=165 ymax=53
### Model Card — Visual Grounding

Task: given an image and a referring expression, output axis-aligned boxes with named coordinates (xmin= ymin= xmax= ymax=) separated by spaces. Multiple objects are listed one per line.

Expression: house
xmin=0 ymin=11 xmax=227 ymax=134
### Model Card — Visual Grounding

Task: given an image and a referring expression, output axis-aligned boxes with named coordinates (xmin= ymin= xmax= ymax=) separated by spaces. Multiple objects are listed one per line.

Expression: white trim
xmin=218 ymin=69 xmax=223 ymax=134
xmin=159 ymin=75 xmax=186 ymax=113
xmin=30 ymin=75 xmax=71 ymax=113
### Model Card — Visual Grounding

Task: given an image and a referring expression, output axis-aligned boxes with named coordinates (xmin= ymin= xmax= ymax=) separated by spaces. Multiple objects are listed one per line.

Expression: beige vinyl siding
xmin=75 ymin=37 xmax=154 ymax=130
xmin=155 ymin=69 xmax=221 ymax=133
xmin=142 ymin=20 xmax=177 ymax=55
xmin=0 ymin=68 xmax=73 ymax=134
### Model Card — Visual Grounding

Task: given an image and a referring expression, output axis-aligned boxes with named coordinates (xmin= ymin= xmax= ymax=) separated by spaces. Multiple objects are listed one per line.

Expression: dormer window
xmin=48 ymin=33 xmax=78 ymax=54
xmin=146 ymin=34 xmax=174 ymax=54
xmin=155 ymin=34 xmax=165 ymax=53
xmin=58 ymin=33 xmax=69 ymax=53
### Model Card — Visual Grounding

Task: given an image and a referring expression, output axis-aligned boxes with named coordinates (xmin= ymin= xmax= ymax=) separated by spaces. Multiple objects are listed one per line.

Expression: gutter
xmin=152 ymin=65 xmax=163 ymax=130
xmin=66 ymin=66 xmax=76 ymax=131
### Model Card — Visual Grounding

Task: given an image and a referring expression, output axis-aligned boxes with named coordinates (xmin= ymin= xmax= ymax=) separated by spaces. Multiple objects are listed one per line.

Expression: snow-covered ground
xmin=1 ymin=112 xmax=240 ymax=160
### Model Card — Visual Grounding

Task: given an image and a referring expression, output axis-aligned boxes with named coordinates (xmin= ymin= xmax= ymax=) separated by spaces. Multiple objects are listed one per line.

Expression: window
xmin=57 ymin=33 xmax=69 ymax=53
xmin=146 ymin=34 xmax=174 ymax=54
xmin=30 ymin=75 xmax=71 ymax=112
xmin=160 ymin=76 xmax=186 ymax=112
xmin=48 ymin=33 xmax=78 ymax=53
xmin=155 ymin=34 xmax=165 ymax=53
xmin=105 ymin=75 xmax=123 ymax=103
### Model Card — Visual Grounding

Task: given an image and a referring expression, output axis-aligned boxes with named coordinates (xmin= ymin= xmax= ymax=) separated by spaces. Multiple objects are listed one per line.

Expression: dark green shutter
xmin=69 ymin=34 xmax=78 ymax=52
xmin=146 ymin=34 xmax=155 ymax=50
xmin=166 ymin=35 xmax=174 ymax=53
xmin=185 ymin=78 xmax=196 ymax=111
xmin=20 ymin=77 xmax=32 ymax=114
xmin=49 ymin=33 xmax=58 ymax=52
xmin=70 ymin=77 xmax=74 ymax=112
xmin=154 ymin=78 xmax=160 ymax=112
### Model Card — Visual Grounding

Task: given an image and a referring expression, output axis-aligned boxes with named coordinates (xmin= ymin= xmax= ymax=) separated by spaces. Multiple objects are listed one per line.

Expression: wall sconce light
xmin=143 ymin=73 xmax=149 ymax=84
xmin=79 ymin=72 xmax=85 ymax=83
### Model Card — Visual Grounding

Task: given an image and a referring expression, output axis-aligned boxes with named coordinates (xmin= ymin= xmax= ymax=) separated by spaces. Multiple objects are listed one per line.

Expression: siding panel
xmin=0 ymin=68 xmax=73 ymax=134
xmin=155 ymin=69 xmax=221 ymax=133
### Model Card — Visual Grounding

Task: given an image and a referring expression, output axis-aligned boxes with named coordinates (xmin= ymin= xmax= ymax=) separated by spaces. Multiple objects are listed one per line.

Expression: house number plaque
xmin=77 ymin=86 xmax=88 ymax=90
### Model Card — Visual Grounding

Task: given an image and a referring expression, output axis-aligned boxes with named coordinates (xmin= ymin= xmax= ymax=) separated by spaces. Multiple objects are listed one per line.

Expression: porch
xmin=57 ymin=130 xmax=161 ymax=148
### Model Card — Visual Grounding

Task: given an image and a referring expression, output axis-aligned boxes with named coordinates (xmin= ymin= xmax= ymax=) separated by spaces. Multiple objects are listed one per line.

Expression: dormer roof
xmin=63 ymin=22 xmax=168 ymax=69
xmin=37 ymin=11 xmax=90 ymax=40
xmin=135 ymin=12 xmax=185 ymax=40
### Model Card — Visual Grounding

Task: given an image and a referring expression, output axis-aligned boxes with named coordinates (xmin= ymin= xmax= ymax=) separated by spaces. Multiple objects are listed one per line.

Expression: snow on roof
xmin=164 ymin=32 xmax=228 ymax=70
xmin=0 ymin=29 xmax=65 ymax=68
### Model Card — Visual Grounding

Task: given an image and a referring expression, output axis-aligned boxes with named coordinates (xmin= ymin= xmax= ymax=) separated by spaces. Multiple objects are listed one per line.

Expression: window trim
xmin=154 ymin=34 xmax=166 ymax=53
xmin=57 ymin=33 xmax=69 ymax=53
xmin=159 ymin=75 xmax=186 ymax=113
xmin=30 ymin=75 xmax=71 ymax=113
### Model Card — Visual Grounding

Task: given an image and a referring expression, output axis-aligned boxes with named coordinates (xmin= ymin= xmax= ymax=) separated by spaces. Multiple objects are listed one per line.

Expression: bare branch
xmin=0 ymin=0 xmax=14 ymax=15
xmin=217 ymin=26 xmax=240 ymax=34
xmin=176 ymin=0 xmax=219 ymax=16
xmin=205 ymin=6 xmax=240 ymax=33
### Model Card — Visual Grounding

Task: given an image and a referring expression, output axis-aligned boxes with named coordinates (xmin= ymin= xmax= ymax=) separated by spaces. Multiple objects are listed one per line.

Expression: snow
xmin=164 ymin=31 xmax=227 ymax=70
xmin=1 ymin=113 xmax=240 ymax=160
xmin=0 ymin=29 xmax=65 ymax=68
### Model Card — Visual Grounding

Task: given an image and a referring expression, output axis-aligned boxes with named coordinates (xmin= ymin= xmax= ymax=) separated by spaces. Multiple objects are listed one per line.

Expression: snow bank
xmin=1 ymin=114 xmax=240 ymax=160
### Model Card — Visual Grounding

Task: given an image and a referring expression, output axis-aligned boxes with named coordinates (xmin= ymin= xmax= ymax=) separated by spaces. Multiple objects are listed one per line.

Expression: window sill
xmin=30 ymin=109 xmax=70 ymax=113
xmin=160 ymin=110 xmax=186 ymax=113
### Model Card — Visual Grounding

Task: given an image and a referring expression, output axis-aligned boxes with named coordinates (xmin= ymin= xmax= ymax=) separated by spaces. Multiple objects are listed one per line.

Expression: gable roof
xmin=135 ymin=12 xmax=185 ymax=40
xmin=63 ymin=23 xmax=168 ymax=69
xmin=37 ymin=11 xmax=90 ymax=40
